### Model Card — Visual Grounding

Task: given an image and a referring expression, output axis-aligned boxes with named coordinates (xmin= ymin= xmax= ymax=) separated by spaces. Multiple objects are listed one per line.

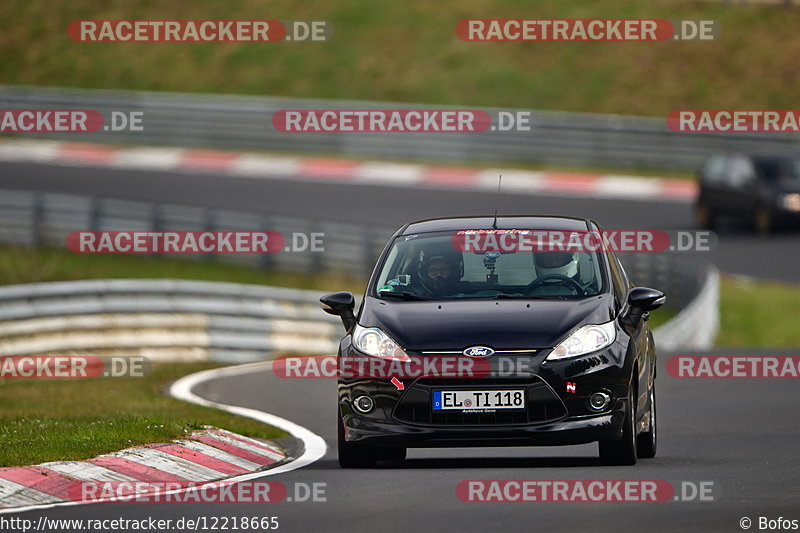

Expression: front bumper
xmin=338 ymin=337 xmax=634 ymax=448
xmin=342 ymin=408 xmax=626 ymax=447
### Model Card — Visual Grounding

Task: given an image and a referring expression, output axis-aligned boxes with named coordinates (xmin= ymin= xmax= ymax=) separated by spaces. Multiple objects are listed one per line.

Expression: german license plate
xmin=433 ymin=390 xmax=525 ymax=411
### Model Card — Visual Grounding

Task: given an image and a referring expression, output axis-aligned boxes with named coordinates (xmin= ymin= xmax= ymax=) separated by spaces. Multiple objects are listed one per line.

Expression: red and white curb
xmin=0 ymin=361 xmax=327 ymax=514
xmin=0 ymin=139 xmax=696 ymax=203
xmin=0 ymin=428 xmax=285 ymax=510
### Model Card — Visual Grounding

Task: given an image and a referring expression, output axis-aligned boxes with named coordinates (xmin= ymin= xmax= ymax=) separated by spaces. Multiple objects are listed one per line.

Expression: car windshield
xmin=373 ymin=231 xmax=605 ymax=301
xmin=753 ymin=157 xmax=800 ymax=182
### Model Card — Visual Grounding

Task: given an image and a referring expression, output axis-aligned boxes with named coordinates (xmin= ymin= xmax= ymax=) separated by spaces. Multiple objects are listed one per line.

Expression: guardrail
xmin=1 ymin=85 xmax=798 ymax=171
xmin=0 ymin=279 xmax=342 ymax=362
xmin=0 ymin=188 xmax=393 ymax=279
xmin=622 ymin=253 xmax=720 ymax=350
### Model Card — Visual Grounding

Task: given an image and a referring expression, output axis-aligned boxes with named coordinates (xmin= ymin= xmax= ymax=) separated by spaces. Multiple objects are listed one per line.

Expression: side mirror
xmin=628 ymin=287 xmax=666 ymax=311
xmin=624 ymin=287 xmax=666 ymax=327
xmin=320 ymin=292 xmax=357 ymax=332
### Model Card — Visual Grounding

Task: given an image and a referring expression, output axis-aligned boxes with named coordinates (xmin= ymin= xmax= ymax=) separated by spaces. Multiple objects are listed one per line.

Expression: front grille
xmin=392 ymin=376 xmax=567 ymax=426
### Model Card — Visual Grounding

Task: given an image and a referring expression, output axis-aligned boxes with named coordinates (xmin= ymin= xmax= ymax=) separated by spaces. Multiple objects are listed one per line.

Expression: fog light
xmin=588 ymin=392 xmax=612 ymax=411
xmin=354 ymin=395 xmax=374 ymax=413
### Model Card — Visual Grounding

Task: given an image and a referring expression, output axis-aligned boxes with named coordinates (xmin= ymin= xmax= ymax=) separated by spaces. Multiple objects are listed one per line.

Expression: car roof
xmin=401 ymin=215 xmax=595 ymax=235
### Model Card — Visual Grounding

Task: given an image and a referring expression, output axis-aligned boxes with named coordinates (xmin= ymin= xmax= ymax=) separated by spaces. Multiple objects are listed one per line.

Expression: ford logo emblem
xmin=462 ymin=346 xmax=495 ymax=357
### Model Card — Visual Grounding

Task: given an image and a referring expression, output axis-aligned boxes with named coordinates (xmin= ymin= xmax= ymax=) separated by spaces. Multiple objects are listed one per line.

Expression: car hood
xmin=358 ymin=294 xmax=616 ymax=351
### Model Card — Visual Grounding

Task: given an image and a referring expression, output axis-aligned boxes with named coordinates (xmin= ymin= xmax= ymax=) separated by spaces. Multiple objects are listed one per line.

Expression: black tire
xmin=599 ymin=383 xmax=638 ymax=466
xmin=337 ymin=410 xmax=378 ymax=468
xmin=695 ymin=200 xmax=717 ymax=230
xmin=636 ymin=382 xmax=657 ymax=459
xmin=754 ymin=205 xmax=774 ymax=235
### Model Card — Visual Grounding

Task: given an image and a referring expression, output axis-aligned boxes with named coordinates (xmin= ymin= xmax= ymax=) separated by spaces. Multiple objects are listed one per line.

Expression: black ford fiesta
xmin=321 ymin=216 xmax=665 ymax=467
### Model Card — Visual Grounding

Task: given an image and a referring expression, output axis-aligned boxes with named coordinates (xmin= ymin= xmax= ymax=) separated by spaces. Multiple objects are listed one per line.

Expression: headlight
xmin=546 ymin=320 xmax=616 ymax=361
xmin=352 ymin=324 xmax=410 ymax=361
xmin=781 ymin=193 xmax=800 ymax=212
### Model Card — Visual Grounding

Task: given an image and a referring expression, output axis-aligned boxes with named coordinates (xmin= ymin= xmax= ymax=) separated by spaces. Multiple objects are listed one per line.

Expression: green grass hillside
xmin=1 ymin=1 xmax=798 ymax=115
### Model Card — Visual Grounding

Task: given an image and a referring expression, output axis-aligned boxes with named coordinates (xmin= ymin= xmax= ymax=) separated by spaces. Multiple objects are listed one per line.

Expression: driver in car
xmin=530 ymin=251 xmax=588 ymax=295
xmin=416 ymin=253 xmax=473 ymax=298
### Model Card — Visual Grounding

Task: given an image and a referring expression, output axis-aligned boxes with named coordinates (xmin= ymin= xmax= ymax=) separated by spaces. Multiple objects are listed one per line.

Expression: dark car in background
xmin=321 ymin=216 xmax=665 ymax=468
xmin=696 ymin=153 xmax=800 ymax=234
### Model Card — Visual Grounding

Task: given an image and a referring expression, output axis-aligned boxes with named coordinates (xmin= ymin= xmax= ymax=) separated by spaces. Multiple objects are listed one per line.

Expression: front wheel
xmin=598 ymin=384 xmax=638 ymax=466
xmin=754 ymin=205 xmax=774 ymax=235
xmin=695 ymin=200 xmax=717 ymax=230
xmin=636 ymin=382 xmax=657 ymax=459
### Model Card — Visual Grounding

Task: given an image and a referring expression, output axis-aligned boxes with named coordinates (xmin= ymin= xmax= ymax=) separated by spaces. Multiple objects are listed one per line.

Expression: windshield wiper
xmin=378 ymin=290 xmax=431 ymax=301
xmin=493 ymin=293 xmax=577 ymax=300
xmin=462 ymin=292 xmax=528 ymax=300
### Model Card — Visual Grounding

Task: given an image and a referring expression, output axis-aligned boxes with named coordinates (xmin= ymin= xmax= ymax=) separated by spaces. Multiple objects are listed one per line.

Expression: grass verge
xmin=0 ymin=362 xmax=287 ymax=467
xmin=0 ymin=243 xmax=364 ymax=293
xmin=716 ymin=275 xmax=800 ymax=348
xmin=647 ymin=306 xmax=677 ymax=330
xmin=0 ymin=244 xmax=362 ymax=467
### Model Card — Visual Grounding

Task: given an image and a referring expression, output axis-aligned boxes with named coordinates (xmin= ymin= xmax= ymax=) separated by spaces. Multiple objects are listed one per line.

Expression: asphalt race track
xmin=12 ymin=350 xmax=800 ymax=532
xmin=3 ymin=161 xmax=800 ymax=532
xmin=1 ymin=161 xmax=800 ymax=282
